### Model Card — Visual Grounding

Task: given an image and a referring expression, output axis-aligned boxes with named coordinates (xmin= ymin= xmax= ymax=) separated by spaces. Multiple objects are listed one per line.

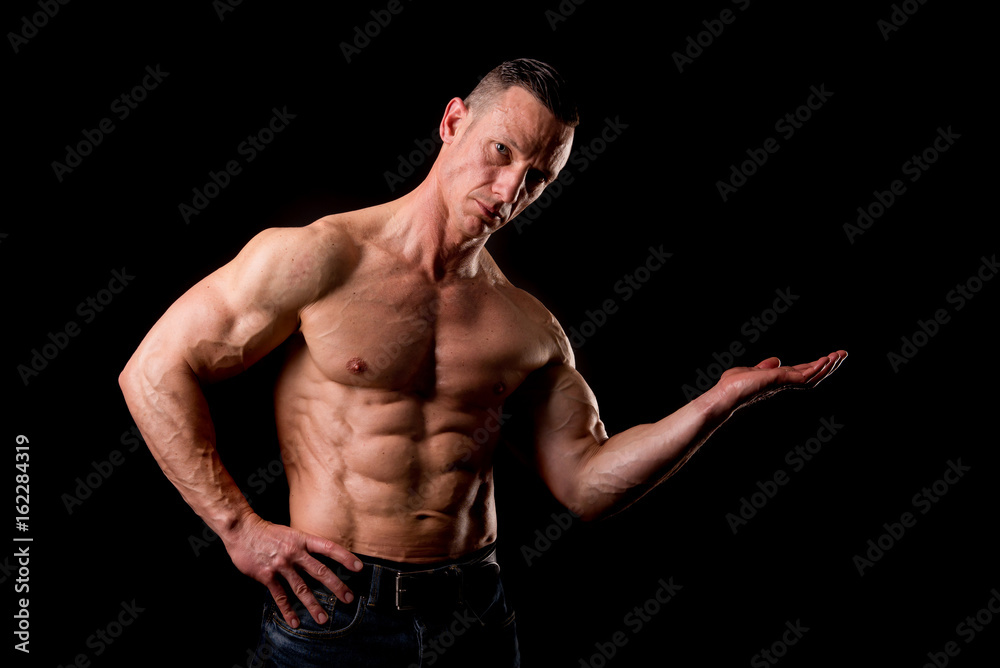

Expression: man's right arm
xmin=118 ymin=223 xmax=362 ymax=628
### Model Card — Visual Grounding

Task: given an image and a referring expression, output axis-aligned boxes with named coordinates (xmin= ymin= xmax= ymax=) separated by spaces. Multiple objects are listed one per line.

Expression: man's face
xmin=438 ymin=86 xmax=574 ymax=238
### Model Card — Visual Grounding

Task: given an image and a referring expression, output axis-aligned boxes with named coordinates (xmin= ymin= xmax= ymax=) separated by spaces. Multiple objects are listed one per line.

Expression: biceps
xmin=526 ymin=366 xmax=609 ymax=500
xmin=140 ymin=271 xmax=297 ymax=383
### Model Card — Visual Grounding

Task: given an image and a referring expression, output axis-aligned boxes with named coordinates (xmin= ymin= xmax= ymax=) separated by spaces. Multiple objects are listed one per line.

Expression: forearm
xmin=539 ymin=351 xmax=845 ymax=521
xmin=119 ymin=352 xmax=254 ymax=539
xmin=573 ymin=389 xmax=728 ymax=520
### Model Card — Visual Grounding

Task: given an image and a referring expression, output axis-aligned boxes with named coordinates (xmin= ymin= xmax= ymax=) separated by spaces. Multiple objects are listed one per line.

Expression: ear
xmin=439 ymin=97 xmax=469 ymax=145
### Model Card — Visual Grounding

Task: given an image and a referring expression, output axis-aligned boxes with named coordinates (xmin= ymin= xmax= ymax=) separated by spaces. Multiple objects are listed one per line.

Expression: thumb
xmin=755 ymin=357 xmax=781 ymax=370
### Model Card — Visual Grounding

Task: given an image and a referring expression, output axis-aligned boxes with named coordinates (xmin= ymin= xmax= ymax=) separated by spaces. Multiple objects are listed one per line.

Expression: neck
xmin=384 ymin=168 xmax=489 ymax=281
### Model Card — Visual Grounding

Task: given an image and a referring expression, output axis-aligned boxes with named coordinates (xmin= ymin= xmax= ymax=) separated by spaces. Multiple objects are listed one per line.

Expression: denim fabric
xmin=253 ymin=547 xmax=519 ymax=667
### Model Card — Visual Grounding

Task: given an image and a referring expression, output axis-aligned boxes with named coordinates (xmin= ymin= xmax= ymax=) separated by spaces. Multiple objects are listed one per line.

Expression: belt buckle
xmin=394 ymin=566 xmax=461 ymax=611
xmin=395 ymin=571 xmax=416 ymax=611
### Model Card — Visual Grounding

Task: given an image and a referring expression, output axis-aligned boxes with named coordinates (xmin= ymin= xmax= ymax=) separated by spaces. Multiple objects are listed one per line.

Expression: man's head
xmin=432 ymin=58 xmax=578 ymax=239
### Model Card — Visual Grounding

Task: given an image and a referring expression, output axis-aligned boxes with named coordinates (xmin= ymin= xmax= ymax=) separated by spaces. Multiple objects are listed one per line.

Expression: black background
xmin=5 ymin=1 xmax=996 ymax=666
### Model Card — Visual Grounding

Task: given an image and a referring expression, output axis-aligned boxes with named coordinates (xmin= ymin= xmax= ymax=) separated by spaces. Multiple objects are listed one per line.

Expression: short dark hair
xmin=464 ymin=58 xmax=579 ymax=128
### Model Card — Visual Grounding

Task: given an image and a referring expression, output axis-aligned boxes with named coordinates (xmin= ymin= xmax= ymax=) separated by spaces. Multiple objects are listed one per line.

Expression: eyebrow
xmin=498 ymin=134 xmax=523 ymax=154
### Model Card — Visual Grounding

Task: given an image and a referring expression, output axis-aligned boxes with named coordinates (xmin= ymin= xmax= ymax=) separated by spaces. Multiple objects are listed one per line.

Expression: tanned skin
xmin=120 ymin=86 xmax=846 ymax=630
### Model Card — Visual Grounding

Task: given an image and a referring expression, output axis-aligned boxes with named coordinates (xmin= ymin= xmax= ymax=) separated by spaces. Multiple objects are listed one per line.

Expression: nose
xmin=492 ymin=166 xmax=527 ymax=205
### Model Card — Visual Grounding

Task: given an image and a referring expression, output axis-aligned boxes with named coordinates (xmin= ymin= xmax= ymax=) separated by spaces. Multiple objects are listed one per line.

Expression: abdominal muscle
xmin=274 ymin=367 xmax=501 ymax=563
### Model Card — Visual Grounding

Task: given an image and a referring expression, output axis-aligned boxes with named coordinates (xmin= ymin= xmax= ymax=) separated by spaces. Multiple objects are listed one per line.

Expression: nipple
xmin=493 ymin=382 xmax=506 ymax=395
xmin=346 ymin=357 xmax=368 ymax=374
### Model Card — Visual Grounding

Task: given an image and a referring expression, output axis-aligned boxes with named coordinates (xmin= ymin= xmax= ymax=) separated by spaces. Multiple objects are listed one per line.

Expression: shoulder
xmin=224 ymin=216 xmax=362 ymax=304
xmin=483 ymin=254 xmax=575 ymax=368
xmin=238 ymin=216 xmax=360 ymax=275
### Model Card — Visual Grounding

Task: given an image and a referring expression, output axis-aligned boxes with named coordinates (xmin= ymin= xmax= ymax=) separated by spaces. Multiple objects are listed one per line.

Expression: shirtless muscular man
xmin=119 ymin=59 xmax=846 ymax=667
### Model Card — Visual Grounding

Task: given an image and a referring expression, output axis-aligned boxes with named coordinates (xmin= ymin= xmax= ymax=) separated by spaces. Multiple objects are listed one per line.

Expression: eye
xmin=494 ymin=142 xmax=509 ymax=155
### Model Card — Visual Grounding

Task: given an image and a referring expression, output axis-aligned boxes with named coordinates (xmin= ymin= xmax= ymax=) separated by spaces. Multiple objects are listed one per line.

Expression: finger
xmin=796 ymin=352 xmax=837 ymax=376
xmin=775 ymin=358 xmax=826 ymax=390
xmin=304 ymin=535 xmax=363 ymax=603
xmin=802 ymin=351 xmax=842 ymax=387
xmin=300 ymin=554 xmax=356 ymax=605
xmin=811 ymin=350 xmax=847 ymax=387
xmin=306 ymin=535 xmax=364 ymax=573
xmin=283 ymin=569 xmax=329 ymax=626
xmin=266 ymin=581 xmax=301 ymax=629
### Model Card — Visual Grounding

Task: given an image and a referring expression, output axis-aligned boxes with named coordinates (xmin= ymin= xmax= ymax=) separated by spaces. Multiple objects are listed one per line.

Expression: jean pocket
xmin=270 ymin=588 xmax=366 ymax=640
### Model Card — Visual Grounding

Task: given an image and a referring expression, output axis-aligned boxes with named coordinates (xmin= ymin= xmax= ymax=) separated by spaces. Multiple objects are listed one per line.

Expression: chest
xmin=296 ymin=263 xmax=551 ymax=402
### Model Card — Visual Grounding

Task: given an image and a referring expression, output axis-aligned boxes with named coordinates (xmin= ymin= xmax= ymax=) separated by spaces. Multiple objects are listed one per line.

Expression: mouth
xmin=475 ymin=200 xmax=502 ymax=223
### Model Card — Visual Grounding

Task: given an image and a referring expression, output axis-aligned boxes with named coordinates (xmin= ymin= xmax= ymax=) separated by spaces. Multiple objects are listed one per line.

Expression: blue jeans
xmin=253 ymin=544 xmax=520 ymax=667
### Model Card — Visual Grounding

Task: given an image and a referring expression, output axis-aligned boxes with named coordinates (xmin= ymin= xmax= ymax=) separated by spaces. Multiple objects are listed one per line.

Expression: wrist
xmin=208 ymin=502 xmax=259 ymax=547
xmin=692 ymin=385 xmax=733 ymax=427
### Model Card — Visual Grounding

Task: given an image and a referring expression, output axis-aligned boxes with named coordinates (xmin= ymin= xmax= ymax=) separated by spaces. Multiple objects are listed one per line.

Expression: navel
xmin=346 ymin=357 xmax=368 ymax=374
xmin=493 ymin=381 xmax=506 ymax=395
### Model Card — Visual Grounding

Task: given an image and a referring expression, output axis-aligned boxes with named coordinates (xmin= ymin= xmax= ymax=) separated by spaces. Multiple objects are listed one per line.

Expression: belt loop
xmin=367 ymin=564 xmax=382 ymax=608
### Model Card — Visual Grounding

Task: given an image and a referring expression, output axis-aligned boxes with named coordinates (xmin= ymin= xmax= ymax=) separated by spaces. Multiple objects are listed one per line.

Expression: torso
xmin=272 ymin=214 xmax=564 ymax=562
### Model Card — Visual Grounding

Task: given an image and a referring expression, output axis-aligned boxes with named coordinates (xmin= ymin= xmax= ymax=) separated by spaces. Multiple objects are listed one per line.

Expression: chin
xmin=458 ymin=210 xmax=496 ymax=237
xmin=466 ymin=218 xmax=494 ymax=238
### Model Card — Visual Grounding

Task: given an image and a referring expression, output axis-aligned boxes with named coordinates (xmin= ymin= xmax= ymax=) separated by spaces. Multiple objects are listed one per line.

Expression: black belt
xmin=363 ymin=548 xmax=500 ymax=611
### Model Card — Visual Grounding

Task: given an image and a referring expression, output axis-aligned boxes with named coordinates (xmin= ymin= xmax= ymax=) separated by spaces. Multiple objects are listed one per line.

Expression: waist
xmin=353 ymin=541 xmax=498 ymax=572
xmin=311 ymin=542 xmax=500 ymax=611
